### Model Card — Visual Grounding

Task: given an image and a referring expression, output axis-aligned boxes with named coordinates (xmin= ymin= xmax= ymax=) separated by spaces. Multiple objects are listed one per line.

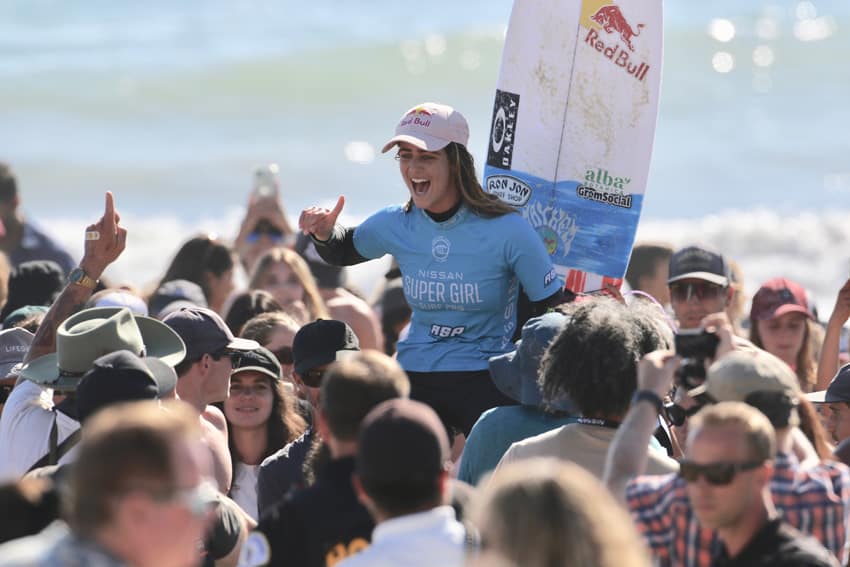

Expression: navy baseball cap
xmin=292 ymin=319 xmax=360 ymax=376
xmin=806 ymin=364 xmax=850 ymax=403
xmin=163 ymin=307 xmax=258 ymax=362
xmin=668 ymin=245 xmax=730 ymax=287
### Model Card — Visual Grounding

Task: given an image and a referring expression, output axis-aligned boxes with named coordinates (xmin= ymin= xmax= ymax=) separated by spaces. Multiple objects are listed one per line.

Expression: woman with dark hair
xmin=299 ymin=102 xmax=563 ymax=437
xmin=224 ymin=289 xmax=283 ymax=336
xmin=160 ymin=235 xmax=236 ymax=314
xmin=240 ymin=311 xmax=301 ymax=385
xmin=223 ymin=346 xmax=306 ymax=520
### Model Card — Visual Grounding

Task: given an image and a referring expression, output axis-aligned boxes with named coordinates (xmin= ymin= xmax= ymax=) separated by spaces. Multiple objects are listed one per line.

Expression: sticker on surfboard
xmin=484 ymin=0 xmax=663 ymax=294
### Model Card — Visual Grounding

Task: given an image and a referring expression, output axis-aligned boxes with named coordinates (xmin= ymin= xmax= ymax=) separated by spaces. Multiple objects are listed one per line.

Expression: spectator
xmin=806 ymin=364 xmax=850 ymax=444
xmin=256 ymin=319 xmax=360 ymax=515
xmin=457 ymin=311 xmax=577 ymax=485
xmin=148 ymin=278 xmax=208 ymax=320
xmin=224 ymin=289 xmax=283 ymax=337
xmin=607 ymin=346 xmax=850 ymax=566
xmin=682 ymin=402 xmax=838 ymax=566
xmin=248 ymin=246 xmax=329 ymax=324
xmin=0 ymin=162 xmax=75 ymax=275
xmin=749 ymin=277 xmax=818 ymax=392
xmin=0 ymin=260 xmax=64 ymax=324
xmin=0 ymin=401 xmax=216 ymax=567
xmin=222 ymin=346 xmax=306 ymax=520
xmin=294 ymin=234 xmax=383 ymax=351
xmin=85 ymin=288 xmax=149 ymax=316
xmin=667 ymin=245 xmax=733 ymax=331
xmin=246 ymin=351 xmax=409 ymax=567
xmin=341 ymin=399 xmax=466 ymax=567
xmin=497 ymin=298 xmax=677 ymax=478
xmin=0 ymin=328 xmax=33 ymax=419
xmin=163 ymin=306 xmax=259 ymax=493
xmin=470 ymin=458 xmax=651 ymax=567
xmin=816 ymin=278 xmax=850 ymax=391
xmin=625 ymin=242 xmax=673 ymax=306
xmin=240 ymin=311 xmax=301 ymax=385
xmin=159 ymin=235 xmax=236 ymax=315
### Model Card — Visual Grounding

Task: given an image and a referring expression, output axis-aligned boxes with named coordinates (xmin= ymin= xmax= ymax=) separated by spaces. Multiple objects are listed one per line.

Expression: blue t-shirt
xmin=354 ymin=204 xmax=561 ymax=372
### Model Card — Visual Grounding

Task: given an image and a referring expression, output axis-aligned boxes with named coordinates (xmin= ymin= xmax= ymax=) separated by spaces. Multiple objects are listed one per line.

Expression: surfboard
xmin=483 ymin=0 xmax=663 ymax=294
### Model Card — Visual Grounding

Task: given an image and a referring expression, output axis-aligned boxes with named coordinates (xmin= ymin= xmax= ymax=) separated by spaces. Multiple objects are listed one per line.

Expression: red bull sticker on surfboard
xmin=582 ymin=0 xmax=650 ymax=81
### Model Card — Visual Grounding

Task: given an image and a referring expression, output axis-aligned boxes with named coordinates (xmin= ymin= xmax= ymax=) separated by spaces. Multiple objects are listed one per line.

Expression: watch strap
xmin=631 ymin=390 xmax=663 ymax=414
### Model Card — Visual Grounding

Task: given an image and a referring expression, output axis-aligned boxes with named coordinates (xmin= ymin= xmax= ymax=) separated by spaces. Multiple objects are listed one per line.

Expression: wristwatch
xmin=68 ymin=267 xmax=98 ymax=290
xmin=631 ymin=390 xmax=664 ymax=414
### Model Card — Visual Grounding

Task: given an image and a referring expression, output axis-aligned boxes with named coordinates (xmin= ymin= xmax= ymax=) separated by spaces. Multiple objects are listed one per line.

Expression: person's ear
xmin=725 ymin=286 xmax=734 ymax=305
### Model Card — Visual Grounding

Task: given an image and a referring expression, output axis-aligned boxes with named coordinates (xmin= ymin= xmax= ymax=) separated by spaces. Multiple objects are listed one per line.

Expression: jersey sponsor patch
xmin=430 ymin=324 xmax=466 ymax=338
xmin=544 ymin=267 xmax=557 ymax=287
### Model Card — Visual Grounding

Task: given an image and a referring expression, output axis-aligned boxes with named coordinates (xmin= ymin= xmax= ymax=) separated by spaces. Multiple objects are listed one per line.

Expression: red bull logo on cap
xmin=405 ymin=106 xmax=434 ymax=117
xmin=583 ymin=2 xmax=650 ymax=82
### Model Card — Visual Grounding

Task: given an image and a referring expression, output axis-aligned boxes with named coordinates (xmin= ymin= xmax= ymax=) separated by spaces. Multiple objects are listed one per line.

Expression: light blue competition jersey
xmin=354 ymin=204 xmax=562 ymax=372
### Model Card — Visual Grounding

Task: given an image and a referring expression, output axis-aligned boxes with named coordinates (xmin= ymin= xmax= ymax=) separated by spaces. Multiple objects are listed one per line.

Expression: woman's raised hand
xmin=298 ymin=195 xmax=345 ymax=242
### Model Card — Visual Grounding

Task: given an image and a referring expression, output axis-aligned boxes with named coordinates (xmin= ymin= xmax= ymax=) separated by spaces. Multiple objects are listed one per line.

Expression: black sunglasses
xmin=677 ymin=459 xmax=764 ymax=486
xmin=210 ymin=349 xmax=237 ymax=369
xmin=300 ymin=367 xmax=326 ymax=388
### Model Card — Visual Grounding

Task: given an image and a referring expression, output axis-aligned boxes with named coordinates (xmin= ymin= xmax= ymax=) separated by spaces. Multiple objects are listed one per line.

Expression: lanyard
xmin=576 ymin=417 xmax=621 ymax=429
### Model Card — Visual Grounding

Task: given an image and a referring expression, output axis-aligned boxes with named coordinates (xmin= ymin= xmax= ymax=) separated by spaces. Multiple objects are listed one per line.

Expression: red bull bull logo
xmin=591 ymin=5 xmax=643 ymax=52
xmin=584 ymin=3 xmax=649 ymax=82
xmin=405 ymin=106 xmax=434 ymax=117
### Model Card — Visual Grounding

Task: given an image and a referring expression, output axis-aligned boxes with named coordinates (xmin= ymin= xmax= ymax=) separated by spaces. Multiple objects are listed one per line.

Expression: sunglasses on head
xmin=677 ymin=459 xmax=764 ymax=486
xmin=670 ymin=282 xmax=725 ymax=302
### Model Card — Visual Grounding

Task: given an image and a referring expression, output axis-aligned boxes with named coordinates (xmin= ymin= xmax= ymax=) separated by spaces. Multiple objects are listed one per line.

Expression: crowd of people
xmin=0 ymin=102 xmax=848 ymax=567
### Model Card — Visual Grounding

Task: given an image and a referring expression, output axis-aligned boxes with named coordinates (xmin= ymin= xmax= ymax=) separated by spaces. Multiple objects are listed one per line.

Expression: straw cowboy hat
xmin=18 ymin=307 xmax=186 ymax=391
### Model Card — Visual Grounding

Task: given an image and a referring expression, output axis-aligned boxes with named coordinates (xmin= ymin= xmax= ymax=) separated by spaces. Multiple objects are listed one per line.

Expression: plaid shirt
xmin=626 ymin=453 xmax=850 ymax=567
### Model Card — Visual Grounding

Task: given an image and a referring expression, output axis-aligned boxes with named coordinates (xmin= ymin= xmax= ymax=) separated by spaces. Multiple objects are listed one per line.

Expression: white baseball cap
xmin=381 ymin=102 xmax=470 ymax=153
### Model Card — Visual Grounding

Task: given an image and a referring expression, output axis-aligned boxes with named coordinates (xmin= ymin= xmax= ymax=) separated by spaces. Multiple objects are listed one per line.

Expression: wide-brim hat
xmin=18 ymin=307 xmax=186 ymax=391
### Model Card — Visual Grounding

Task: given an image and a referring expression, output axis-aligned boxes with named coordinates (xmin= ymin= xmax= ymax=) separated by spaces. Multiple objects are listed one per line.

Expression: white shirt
xmin=0 ymin=381 xmax=80 ymax=481
xmin=230 ymin=462 xmax=260 ymax=521
xmin=338 ymin=506 xmax=466 ymax=567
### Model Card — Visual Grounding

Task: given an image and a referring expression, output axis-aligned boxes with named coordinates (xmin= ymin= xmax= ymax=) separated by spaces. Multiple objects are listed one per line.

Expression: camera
xmin=674 ymin=329 xmax=719 ymax=390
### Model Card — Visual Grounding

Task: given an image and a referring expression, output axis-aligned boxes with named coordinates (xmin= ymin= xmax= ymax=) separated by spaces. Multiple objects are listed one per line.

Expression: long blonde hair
xmin=249 ymin=247 xmax=329 ymax=322
xmin=402 ymin=143 xmax=516 ymax=218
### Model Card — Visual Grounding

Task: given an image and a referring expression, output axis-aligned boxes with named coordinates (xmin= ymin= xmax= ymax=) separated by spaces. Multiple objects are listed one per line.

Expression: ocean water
xmin=1 ymin=0 xmax=848 ymax=314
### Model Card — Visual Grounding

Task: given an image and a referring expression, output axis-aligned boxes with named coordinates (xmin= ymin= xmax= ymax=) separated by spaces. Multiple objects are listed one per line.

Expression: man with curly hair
xmin=496 ymin=298 xmax=677 ymax=478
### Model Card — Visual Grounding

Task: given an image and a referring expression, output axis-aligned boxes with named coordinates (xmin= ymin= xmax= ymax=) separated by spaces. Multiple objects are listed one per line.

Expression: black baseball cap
xmin=292 ymin=319 xmax=360 ymax=375
xmin=163 ymin=307 xmax=258 ymax=362
xmin=232 ymin=346 xmax=282 ymax=381
xmin=76 ymin=350 xmax=178 ymax=424
xmin=668 ymin=245 xmax=730 ymax=287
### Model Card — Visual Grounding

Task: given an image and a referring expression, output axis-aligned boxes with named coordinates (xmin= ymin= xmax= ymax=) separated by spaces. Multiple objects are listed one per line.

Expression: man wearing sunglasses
xmin=164 ymin=306 xmax=260 ymax=494
xmin=667 ymin=245 xmax=733 ymax=331
xmin=256 ymin=319 xmax=360 ymax=516
xmin=682 ymin=401 xmax=837 ymax=566
xmin=605 ymin=347 xmax=850 ymax=567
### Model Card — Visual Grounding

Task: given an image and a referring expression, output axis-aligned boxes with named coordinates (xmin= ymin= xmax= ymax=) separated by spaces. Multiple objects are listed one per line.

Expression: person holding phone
xmin=298 ymin=102 xmax=564 ymax=437
xmin=235 ymin=164 xmax=296 ymax=273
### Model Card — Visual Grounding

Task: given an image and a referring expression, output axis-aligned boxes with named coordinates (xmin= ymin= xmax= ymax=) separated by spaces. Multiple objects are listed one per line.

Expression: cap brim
xmin=687 ymin=383 xmax=709 ymax=399
xmin=668 ymin=272 xmax=729 ymax=286
xmin=756 ymin=304 xmax=813 ymax=321
xmin=381 ymin=134 xmax=451 ymax=154
xmin=227 ymin=337 xmax=260 ymax=352
xmin=232 ymin=366 xmax=280 ymax=381
xmin=804 ymin=390 xmax=827 ymax=403
xmin=294 ymin=348 xmax=358 ymax=376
